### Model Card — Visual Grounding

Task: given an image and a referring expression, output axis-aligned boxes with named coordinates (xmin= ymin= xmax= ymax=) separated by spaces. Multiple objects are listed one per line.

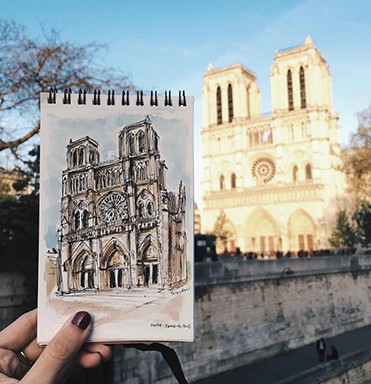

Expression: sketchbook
xmin=38 ymin=89 xmax=194 ymax=344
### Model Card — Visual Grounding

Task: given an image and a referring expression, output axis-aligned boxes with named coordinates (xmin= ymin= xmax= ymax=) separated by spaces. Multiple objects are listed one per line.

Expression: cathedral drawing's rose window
xmin=251 ymin=157 xmax=276 ymax=183
xmin=98 ymin=192 xmax=128 ymax=223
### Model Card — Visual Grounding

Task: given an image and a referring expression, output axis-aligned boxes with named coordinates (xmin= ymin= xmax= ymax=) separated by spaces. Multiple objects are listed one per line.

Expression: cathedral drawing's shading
xmin=56 ymin=116 xmax=188 ymax=293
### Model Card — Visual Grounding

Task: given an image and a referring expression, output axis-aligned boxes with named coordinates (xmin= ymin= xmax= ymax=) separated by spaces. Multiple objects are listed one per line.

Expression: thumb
xmin=22 ymin=311 xmax=92 ymax=384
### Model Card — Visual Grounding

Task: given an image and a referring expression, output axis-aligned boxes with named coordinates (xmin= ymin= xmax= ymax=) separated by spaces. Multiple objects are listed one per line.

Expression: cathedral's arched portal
xmin=288 ymin=209 xmax=316 ymax=252
xmin=138 ymin=240 xmax=160 ymax=287
xmin=72 ymin=251 xmax=96 ymax=291
xmin=244 ymin=208 xmax=280 ymax=256
xmin=101 ymin=240 xmax=130 ymax=289
xmin=106 ymin=250 xmax=129 ymax=288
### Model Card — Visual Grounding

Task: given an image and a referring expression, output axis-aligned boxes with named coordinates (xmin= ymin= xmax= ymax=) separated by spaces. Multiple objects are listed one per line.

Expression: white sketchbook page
xmin=38 ymin=92 xmax=194 ymax=344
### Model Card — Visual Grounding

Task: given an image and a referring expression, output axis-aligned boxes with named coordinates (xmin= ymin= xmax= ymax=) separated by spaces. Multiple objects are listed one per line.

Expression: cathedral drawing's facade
xmin=57 ymin=116 xmax=187 ymax=293
xmin=201 ymin=36 xmax=347 ymax=255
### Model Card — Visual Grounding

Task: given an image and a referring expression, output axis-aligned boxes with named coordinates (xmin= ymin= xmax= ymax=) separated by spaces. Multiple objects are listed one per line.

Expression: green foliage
xmin=353 ymin=202 xmax=371 ymax=248
xmin=342 ymin=104 xmax=371 ymax=203
xmin=328 ymin=210 xmax=358 ymax=250
xmin=212 ymin=210 xmax=233 ymax=241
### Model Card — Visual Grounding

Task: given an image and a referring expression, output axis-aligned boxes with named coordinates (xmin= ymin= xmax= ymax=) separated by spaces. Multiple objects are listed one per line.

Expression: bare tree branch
xmin=0 ymin=19 xmax=134 ymax=157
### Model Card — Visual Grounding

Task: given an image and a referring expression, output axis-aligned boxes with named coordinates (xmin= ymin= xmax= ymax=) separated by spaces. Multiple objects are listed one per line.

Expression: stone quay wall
xmin=0 ymin=273 xmax=27 ymax=330
xmin=3 ymin=258 xmax=371 ymax=383
xmin=114 ymin=255 xmax=371 ymax=383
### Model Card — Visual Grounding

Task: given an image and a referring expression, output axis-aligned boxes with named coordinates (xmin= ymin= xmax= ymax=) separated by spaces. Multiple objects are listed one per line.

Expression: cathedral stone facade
xmin=57 ymin=116 xmax=187 ymax=293
xmin=201 ymin=36 xmax=347 ymax=255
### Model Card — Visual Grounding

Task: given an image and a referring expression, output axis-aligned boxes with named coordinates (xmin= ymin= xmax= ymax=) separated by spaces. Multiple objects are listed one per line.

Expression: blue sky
xmin=2 ymin=0 xmax=371 ymax=202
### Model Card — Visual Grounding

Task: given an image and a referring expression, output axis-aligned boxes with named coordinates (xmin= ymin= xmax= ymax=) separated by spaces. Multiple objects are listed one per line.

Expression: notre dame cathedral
xmin=56 ymin=116 xmax=187 ymax=293
xmin=201 ymin=36 xmax=347 ymax=255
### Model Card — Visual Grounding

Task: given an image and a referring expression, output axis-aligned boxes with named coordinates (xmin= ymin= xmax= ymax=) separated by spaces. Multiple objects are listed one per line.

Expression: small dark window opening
xmin=216 ymin=87 xmax=222 ymax=125
xmin=300 ymin=67 xmax=306 ymax=109
xmin=228 ymin=84 xmax=233 ymax=123
xmin=287 ymin=70 xmax=294 ymax=111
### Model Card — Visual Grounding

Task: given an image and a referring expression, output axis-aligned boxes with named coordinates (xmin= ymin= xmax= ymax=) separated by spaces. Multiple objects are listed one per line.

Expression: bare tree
xmin=341 ymin=104 xmax=371 ymax=203
xmin=0 ymin=20 xmax=133 ymax=157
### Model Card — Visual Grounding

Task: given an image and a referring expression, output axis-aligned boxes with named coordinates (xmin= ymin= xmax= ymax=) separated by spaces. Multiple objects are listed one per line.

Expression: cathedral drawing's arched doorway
xmin=101 ymin=240 xmax=130 ymax=289
xmin=288 ymin=209 xmax=316 ymax=252
xmin=72 ymin=250 xmax=96 ymax=290
xmin=107 ymin=250 xmax=129 ymax=288
xmin=138 ymin=238 xmax=160 ymax=287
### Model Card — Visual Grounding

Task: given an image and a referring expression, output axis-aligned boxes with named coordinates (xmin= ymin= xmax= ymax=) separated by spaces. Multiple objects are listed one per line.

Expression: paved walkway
xmin=192 ymin=324 xmax=371 ymax=383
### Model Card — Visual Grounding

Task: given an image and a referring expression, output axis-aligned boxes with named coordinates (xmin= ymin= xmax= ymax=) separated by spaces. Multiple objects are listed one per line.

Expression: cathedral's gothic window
xmin=220 ymin=174 xmax=225 ymax=190
xmin=231 ymin=173 xmax=236 ymax=189
xmin=137 ymin=191 xmax=154 ymax=219
xmin=293 ymin=165 xmax=298 ymax=182
xmin=82 ymin=210 xmax=89 ymax=228
xmin=89 ymin=150 xmax=95 ymax=164
xmin=138 ymin=130 xmax=145 ymax=153
xmin=252 ymin=158 xmax=276 ymax=184
xmin=74 ymin=211 xmax=80 ymax=230
xmin=287 ymin=69 xmax=294 ymax=111
xmin=127 ymin=133 xmax=135 ymax=155
xmin=147 ymin=201 xmax=153 ymax=216
xmin=305 ymin=164 xmax=312 ymax=180
xmin=78 ymin=148 xmax=84 ymax=165
xmin=73 ymin=150 xmax=78 ymax=167
xmin=300 ymin=66 xmax=306 ymax=109
xmin=216 ymin=87 xmax=222 ymax=125
xmin=228 ymin=84 xmax=233 ymax=123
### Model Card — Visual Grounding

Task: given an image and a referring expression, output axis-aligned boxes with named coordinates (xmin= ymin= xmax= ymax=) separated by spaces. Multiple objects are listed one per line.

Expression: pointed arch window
xmin=216 ymin=87 xmax=222 ymax=125
xmin=82 ymin=210 xmax=89 ymax=228
xmin=287 ymin=69 xmax=294 ymax=111
xmin=220 ymin=174 xmax=225 ymax=190
xmin=292 ymin=165 xmax=298 ymax=182
xmin=305 ymin=164 xmax=312 ymax=180
xmin=78 ymin=148 xmax=84 ymax=165
xmin=228 ymin=84 xmax=233 ymax=123
xmin=231 ymin=173 xmax=236 ymax=189
xmin=72 ymin=150 xmax=78 ymax=166
xmin=138 ymin=130 xmax=145 ymax=153
xmin=300 ymin=67 xmax=306 ymax=109
xmin=127 ymin=133 xmax=135 ymax=155
xmin=74 ymin=211 xmax=80 ymax=230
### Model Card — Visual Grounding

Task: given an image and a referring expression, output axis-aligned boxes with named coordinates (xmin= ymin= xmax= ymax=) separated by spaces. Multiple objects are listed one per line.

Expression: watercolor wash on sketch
xmin=38 ymin=92 xmax=194 ymax=343
xmin=48 ymin=116 xmax=188 ymax=295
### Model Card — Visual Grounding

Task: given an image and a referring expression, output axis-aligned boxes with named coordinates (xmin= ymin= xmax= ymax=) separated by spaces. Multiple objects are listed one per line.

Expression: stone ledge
xmin=195 ymin=255 xmax=371 ymax=287
xmin=276 ymin=345 xmax=371 ymax=384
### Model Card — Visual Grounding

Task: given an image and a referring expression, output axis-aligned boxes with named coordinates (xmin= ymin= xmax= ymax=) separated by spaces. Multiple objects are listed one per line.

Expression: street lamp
xmin=276 ymin=267 xmax=294 ymax=286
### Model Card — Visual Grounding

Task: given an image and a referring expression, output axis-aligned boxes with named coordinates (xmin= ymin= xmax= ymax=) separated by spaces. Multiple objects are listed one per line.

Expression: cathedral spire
xmin=304 ymin=35 xmax=314 ymax=47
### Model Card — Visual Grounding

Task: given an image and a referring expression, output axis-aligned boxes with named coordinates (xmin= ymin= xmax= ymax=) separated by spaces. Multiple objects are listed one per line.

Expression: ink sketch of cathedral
xmin=57 ymin=116 xmax=188 ymax=294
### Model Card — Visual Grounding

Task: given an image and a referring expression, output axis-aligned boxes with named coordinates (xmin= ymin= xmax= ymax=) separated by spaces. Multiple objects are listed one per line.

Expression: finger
xmin=0 ymin=310 xmax=37 ymax=351
xmin=21 ymin=338 xmax=44 ymax=363
xmin=78 ymin=344 xmax=112 ymax=368
xmin=21 ymin=311 xmax=92 ymax=384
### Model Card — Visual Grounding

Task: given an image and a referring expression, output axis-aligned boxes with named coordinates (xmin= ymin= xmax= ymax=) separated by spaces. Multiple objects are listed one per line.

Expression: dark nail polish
xmin=71 ymin=311 xmax=91 ymax=330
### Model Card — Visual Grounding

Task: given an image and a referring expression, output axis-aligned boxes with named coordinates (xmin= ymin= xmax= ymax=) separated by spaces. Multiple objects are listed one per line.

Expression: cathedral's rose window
xmin=98 ymin=193 xmax=128 ymax=223
xmin=252 ymin=157 xmax=276 ymax=183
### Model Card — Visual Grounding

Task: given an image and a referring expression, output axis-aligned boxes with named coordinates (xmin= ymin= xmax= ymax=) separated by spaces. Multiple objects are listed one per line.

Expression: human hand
xmin=0 ymin=309 xmax=112 ymax=384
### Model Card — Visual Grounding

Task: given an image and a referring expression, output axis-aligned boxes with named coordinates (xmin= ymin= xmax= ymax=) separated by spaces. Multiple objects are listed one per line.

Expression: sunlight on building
xmin=200 ymin=36 xmax=347 ymax=257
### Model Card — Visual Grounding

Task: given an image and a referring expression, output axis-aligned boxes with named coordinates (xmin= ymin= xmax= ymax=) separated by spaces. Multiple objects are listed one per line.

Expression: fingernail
xmin=71 ymin=311 xmax=91 ymax=330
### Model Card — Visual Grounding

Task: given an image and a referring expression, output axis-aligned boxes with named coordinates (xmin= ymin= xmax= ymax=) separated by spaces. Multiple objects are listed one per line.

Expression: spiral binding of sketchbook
xmin=47 ymin=87 xmax=187 ymax=107
xmin=38 ymin=87 xmax=194 ymax=345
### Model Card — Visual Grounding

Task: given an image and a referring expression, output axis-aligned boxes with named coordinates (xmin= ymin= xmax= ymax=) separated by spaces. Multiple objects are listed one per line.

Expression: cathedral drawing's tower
xmin=201 ymin=37 xmax=347 ymax=255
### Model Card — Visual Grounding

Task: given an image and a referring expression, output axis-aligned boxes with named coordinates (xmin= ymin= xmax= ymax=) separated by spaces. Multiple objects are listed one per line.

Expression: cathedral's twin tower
xmin=58 ymin=116 xmax=187 ymax=294
xmin=201 ymin=36 xmax=346 ymax=255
